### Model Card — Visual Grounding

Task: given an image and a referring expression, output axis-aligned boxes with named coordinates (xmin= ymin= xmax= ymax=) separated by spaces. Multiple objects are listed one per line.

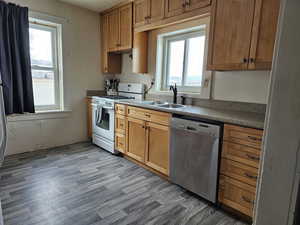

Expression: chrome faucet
xmin=169 ymin=84 xmax=178 ymax=104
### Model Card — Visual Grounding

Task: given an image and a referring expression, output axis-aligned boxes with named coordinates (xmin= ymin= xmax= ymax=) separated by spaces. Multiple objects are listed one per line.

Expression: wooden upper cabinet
xmin=119 ymin=3 xmax=133 ymax=51
xmin=134 ymin=0 xmax=150 ymax=27
xmin=107 ymin=9 xmax=120 ymax=52
xmin=185 ymin=0 xmax=211 ymax=12
xmin=106 ymin=3 xmax=133 ymax=52
xmin=101 ymin=13 xmax=109 ymax=72
xmin=208 ymin=0 xmax=280 ymax=71
xmin=207 ymin=0 xmax=256 ymax=70
xmin=165 ymin=0 xmax=184 ymax=18
xmin=101 ymin=13 xmax=121 ymax=74
xmin=148 ymin=0 xmax=165 ymax=23
xmin=134 ymin=0 xmax=165 ymax=27
xmin=248 ymin=0 xmax=280 ymax=70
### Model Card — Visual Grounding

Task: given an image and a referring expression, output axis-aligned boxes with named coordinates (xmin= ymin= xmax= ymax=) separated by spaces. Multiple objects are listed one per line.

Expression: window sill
xmin=7 ymin=110 xmax=72 ymax=122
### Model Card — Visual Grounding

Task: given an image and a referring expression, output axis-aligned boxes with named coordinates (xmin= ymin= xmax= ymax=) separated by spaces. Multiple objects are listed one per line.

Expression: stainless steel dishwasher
xmin=170 ymin=116 xmax=222 ymax=203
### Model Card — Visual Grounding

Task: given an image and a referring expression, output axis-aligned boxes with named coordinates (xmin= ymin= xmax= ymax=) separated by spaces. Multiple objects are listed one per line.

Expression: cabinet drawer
xmin=220 ymin=158 xmax=259 ymax=187
xmin=115 ymin=104 xmax=126 ymax=115
xmin=224 ymin=124 xmax=263 ymax=149
xmin=115 ymin=114 xmax=126 ymax=134
xmin=222 ymin=141 xmax=260 ymax=168
xmin=219 ymin=175 xmax=256 ymax=217
xmin=127 ymin=106 xmax=171 ymax=125
xmin=115 ymin=133 xmax=125 ymax=153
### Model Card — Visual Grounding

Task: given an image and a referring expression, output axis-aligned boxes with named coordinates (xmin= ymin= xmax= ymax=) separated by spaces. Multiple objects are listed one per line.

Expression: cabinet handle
xmin=250 ymin=58 xmax=255 ymax=63
xmin=248 ymin=136 xmax=262 ymax=142
xmin=246 ymin=154 xmax=260 ymax=161
xmin=242 ymin=196 xmax=255 ymax=205
xmin=145 ymin=114 xmax=151 ymax=117
xmin=244 ymin=172 xmax=258 ymax=180
xmin=182 ymin=2 xmax=186 ymax=7
xmin=243 ymin=58 xmax=249 ymax=63
xmin=185 ymin=0 xmax=190 ymax=6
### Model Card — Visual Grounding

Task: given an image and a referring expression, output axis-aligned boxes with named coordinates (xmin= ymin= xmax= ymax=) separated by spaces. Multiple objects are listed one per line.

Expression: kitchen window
xmin=29 ymin=19 xmax=63 ymax=111
xmin=156 ymin=21 xmax=211 ymax=97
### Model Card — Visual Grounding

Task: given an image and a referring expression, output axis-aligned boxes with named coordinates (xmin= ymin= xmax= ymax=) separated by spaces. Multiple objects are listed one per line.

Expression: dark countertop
xmin=116 ymin=100 xmax=265 ymax=129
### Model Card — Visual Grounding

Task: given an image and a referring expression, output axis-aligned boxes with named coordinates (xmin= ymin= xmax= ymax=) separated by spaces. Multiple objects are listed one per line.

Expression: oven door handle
xmin=101 ymin=106 xmax=114 ymax=110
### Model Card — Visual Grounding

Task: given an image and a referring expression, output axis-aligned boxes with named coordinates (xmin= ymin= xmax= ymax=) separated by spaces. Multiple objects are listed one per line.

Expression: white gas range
xmin=92 ymin=83 xmax=145 ymax=154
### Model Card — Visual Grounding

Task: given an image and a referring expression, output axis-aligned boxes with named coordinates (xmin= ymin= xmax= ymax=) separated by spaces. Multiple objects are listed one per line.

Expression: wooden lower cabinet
xmin=126 ymin=117 xmax=147 ymax=163
xmin=219 ymin=175 xmax=256 ymax=217
xmin=115 ymin=104 xmax=170 ymax=176
xmin=219 ymin=124 xmax=263 ymax=219
xmin=86 ymin=98 xmax=93 ymax=138
xmin=145 ymin=122 xmax=170 ymax=176
xmin=115 ymin=133 xmax=126 ymax=153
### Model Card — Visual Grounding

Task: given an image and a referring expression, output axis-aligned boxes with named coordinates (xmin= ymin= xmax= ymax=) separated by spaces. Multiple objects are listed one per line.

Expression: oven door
xmin=92 ymin=104 xmax=115 ymax=141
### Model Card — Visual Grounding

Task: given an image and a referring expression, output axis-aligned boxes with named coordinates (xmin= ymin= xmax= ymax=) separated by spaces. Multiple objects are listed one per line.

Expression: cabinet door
xmin=219 ymin=175 xmax=256 ymax=217
xmin=108 ymin=9 xmax=120 ymax=52
xmin=185 ymin=0 xmax=211 ymax=12
xmin=134 ymin=0 xmax=150 ymax=28
xmin=101 ymin=14 xmax=109 ymax=73
xmin=207 ymin=0 xmax=256 ymax=70
xmin=165 ymin=0 xmax=185 ymax=18
xmin=248 ymin=0 xmax=280 ymax=70
xmin=145 ymin=122 xmax=169 ymax=175
xmin=115 ymin=114 xmax=126 ymax=134
xmin=119 ymin=3 xmax=133 ymax=51
xmin=126 ymin=117 xmax=146 ymax=162
xmin=101 ymin=14 xmax=121 ymax=73
xmin=149 ymin=0 xmax=165 ymax=23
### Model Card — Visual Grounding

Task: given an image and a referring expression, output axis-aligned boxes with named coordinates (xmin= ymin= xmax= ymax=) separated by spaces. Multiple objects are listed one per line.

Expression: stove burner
xmin=102 ymin=96 xmax=134 ymax=100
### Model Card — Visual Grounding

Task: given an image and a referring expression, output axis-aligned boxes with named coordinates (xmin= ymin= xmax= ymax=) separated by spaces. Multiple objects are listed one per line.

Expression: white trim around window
xmin=29 ymin=17 xmax=64 ymax=112
xmin=155 ymin=18 xmax=212 ymax=99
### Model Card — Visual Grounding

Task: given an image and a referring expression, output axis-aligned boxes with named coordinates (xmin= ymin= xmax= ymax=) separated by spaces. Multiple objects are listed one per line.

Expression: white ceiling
xmin=59 ymin=0 xmax=124 ymax=12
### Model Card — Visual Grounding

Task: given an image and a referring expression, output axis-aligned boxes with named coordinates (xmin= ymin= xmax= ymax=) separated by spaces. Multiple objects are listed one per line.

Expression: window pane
xmin=185 ymin=36 xmax=205 ymax=86
xmin=167 ymin=40 xmax=185 ymax=86
xmin=29 ymin=27 xmax=53 ymax=67
xmin=32 ymin=70 xmax=55 ymax=106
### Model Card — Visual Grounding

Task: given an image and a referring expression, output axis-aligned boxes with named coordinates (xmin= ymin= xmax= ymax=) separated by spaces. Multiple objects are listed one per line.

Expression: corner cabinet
xmin=101 ymin=13 xmax=121 ymax=74
xmin=115 ymin=104 xmax=171 ymax=177
xmin=101 ymin=3 xmax=133 ymax=73
xmin=107 ymin=3 xmax=133 ymax=52
xmin=207 ymin=0 xmax=280 ymax=71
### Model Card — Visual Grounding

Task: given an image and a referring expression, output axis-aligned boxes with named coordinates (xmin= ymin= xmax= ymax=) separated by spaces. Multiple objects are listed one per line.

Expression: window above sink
xmin=155 ymin=17 xmax=212 ymax=99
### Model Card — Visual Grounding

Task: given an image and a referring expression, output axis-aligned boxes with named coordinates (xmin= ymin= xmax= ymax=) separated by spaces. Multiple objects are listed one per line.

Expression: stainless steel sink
xmin=156 ymin=103 xmax=185 ymax=109
xmin=141 ymin=101 xmax=167 ymax=105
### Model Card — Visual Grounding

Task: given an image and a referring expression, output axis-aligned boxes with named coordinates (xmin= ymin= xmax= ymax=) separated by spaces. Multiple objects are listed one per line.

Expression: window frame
xmin=155 ymin=19 xmax=212 ymax=98
xmin=162 ymin=30 xmax=206 ymax=92
xmin=29 ymin=19 xmax=63 ymax=111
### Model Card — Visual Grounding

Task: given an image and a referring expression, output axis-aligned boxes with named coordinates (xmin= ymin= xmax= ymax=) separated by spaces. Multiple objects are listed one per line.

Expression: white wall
xmin=117 ymin=18 xmax=270 ymax=104
xmin=5 ymin=0 xmax=103 ymax=155
xmin=213 ymin=71 xmax=270 ymax=104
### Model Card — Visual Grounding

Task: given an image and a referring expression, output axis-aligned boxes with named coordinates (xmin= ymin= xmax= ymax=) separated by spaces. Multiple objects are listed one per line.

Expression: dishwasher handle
xmin=171 ymin=117 xmax=221 ymax=138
